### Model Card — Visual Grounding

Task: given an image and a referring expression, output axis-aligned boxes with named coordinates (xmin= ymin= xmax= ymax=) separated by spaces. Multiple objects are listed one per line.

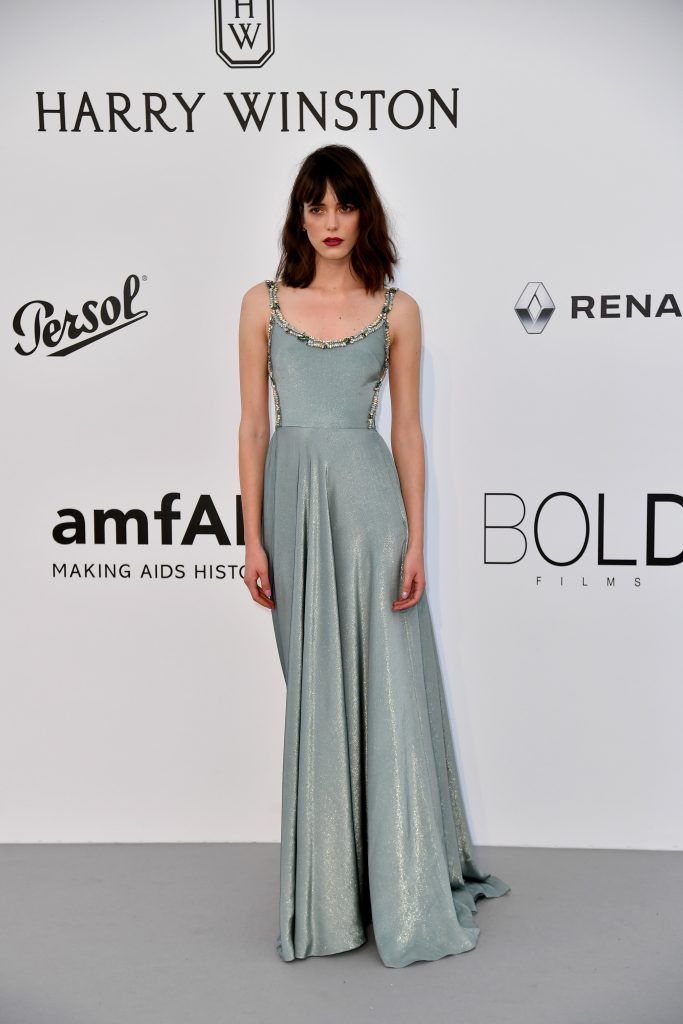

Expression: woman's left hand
xmin=392 ymin=546 xmax=425 ymax=611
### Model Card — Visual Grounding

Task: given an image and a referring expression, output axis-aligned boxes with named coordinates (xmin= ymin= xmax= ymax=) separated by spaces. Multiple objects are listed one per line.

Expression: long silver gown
xmin=260 ymin=278 xmax=511 ymax=968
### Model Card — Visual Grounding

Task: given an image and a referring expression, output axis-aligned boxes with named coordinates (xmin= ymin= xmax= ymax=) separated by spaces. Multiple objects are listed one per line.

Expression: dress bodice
xmin=265 ymin=278 xmax=398 ymax=429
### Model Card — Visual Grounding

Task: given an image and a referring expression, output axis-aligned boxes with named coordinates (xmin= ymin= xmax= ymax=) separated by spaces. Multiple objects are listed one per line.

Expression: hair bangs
xmin=301 ymin=162 xmax=361 ymax=209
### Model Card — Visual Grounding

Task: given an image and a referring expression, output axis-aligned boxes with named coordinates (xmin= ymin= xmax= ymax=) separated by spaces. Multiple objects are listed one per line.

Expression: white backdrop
xmin=1 ymin=0 xmax=682 ymax=849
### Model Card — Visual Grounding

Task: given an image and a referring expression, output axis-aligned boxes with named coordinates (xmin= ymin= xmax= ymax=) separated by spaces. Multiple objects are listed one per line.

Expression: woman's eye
xmin=307 ymin=205 xmax=355 ymax=214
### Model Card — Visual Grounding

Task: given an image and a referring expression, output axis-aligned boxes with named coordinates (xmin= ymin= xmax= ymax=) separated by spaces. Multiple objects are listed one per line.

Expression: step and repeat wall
xmin=2 ymin=0 xmax=681 ymax=848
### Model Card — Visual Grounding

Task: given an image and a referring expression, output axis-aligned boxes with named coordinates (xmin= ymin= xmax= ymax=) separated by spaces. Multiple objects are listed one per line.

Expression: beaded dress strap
xmin=265 ymin=278 xmax=277 ymax=309
xmin=383 ymin=285 xmax=398 ymax=314
xmin=265 ymin=278 xmax=397 ymax=348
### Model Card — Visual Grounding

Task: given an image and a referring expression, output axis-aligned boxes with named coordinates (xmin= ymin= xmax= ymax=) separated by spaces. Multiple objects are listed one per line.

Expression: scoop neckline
xmin=267 ymin=278 xmax=395 ymax=347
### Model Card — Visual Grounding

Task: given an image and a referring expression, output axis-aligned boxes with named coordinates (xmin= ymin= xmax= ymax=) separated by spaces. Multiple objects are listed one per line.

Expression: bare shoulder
xmin=391 ymin=287 xmax=420 ymax=316
xmin=241 ymin=279 xmax=272 ymax=316
xmin=239 ymin=279 xmax=272 ymax=338
xmin=388 ymin=287 xmax=421 ymax=345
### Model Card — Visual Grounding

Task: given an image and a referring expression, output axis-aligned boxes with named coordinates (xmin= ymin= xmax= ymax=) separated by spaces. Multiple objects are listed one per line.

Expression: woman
xmin=238 ymin=144 xmax=510 ymax=968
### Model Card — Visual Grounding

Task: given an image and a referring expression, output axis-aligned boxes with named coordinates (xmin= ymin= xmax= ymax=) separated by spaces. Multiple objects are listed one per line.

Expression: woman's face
xmin=301 ymin=183 xmax=361 ymax=262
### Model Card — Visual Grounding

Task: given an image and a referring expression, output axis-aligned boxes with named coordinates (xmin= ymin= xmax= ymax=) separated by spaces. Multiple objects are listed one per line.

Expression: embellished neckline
xmin=266 ymin=278 xmax=397 ymax=348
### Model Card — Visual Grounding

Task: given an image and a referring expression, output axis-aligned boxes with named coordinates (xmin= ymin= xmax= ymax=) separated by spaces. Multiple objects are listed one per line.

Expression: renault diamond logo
xmin=514 ymin=282 xmax=555 ymax=334
xmin=214 ymin=0 xmax=275 ymax=69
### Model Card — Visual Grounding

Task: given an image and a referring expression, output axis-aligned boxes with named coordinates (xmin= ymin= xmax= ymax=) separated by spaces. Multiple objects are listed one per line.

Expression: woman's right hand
xmin=244 ymin=542 xmax=275 ymax=608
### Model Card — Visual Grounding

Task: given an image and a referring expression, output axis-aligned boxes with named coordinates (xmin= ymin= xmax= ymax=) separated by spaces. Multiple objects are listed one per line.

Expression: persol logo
xmin=13 ymin=274 xmax=148 ymax=357
xmin=215 ymin=0 xmax=275 ymax=69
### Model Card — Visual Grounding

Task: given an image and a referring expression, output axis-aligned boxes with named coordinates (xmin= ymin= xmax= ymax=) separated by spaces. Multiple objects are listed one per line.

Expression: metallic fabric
xmin=261 ymin=280 xmax=510 ymax=968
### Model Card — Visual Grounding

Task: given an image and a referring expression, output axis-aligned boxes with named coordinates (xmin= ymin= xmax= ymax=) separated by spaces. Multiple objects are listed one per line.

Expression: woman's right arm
xmin=238 ymin=283 xmax=276 ymax=609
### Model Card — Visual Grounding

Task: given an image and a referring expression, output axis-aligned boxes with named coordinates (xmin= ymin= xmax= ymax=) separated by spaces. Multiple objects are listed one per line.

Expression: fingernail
xmin=401 ymin=591 xmax=408 ymax=599
xmin=265 ymin=589 xmax=271 ymax=597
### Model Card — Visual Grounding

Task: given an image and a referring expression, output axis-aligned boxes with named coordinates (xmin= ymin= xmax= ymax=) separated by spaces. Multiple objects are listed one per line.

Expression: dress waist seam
xmin=276 ymin=424 xmax=376 ymax=431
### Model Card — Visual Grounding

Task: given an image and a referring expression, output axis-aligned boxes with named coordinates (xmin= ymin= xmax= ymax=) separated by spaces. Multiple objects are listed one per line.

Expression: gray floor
xmin=0 ymin=845 xmax=681 ymax=1024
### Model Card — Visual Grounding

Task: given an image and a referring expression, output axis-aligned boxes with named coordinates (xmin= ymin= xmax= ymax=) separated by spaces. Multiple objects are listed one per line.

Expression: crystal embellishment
xmin=266 ymin=278 xmax=396 ymax=349
xmin=265 ymin=279 xmax=398 ymax=429
xmin=266 ymin=312 xmax=282 ymax=427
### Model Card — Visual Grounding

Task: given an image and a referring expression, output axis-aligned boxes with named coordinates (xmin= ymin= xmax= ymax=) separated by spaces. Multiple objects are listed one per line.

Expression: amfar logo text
xmin=13 ymin=274 xmax=148 ymax=356
xmin=53 ymin=494 xmax=242 ymax=545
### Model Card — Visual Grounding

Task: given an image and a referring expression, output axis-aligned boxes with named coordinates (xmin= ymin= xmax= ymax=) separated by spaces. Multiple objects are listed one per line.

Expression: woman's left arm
xmin=387 ymin=290 xmax=427 ymax=611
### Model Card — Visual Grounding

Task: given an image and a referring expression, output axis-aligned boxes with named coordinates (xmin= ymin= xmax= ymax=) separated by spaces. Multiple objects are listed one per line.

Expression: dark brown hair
xmin=274 ymin=145 xmax=398 ymax=294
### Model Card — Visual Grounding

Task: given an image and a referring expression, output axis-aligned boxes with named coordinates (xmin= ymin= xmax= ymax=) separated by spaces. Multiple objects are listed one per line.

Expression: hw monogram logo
xmin=214 ymin=0 xmax=275 ymax=68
